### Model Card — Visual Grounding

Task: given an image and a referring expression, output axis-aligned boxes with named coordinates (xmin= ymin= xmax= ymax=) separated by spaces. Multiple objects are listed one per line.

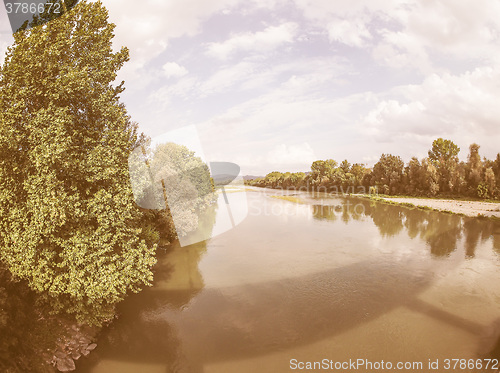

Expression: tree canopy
xmin=0 ymin=0 xmax=158 ymax=324
xmin=247 ymin=138 xmax=499 ymax=200
xmin=428 ymin=138 xmax=460 ymax=164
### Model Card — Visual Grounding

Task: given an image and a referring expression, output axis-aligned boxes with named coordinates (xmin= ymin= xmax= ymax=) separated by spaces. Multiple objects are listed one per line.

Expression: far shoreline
xmin=357 ymin=194 xmax=500 ymax=219
xmin=247 ymin=185 xmax=500 ymax=219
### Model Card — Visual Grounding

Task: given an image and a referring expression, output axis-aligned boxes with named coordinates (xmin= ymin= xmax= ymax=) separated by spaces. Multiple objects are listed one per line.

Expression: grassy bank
xmin=355 ymin=194 xmax=500 ymax=220
xmin=270 ymin=195 xmax=306 ymax=204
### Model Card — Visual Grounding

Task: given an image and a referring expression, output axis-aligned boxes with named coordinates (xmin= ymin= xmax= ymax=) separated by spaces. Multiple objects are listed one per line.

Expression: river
xmin=74 ymin=187 xmax=500 ymax=373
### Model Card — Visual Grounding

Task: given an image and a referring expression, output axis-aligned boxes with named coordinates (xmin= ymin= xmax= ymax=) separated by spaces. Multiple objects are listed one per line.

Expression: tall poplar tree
xmin=0 ymin=1 xmax=158 ymax=324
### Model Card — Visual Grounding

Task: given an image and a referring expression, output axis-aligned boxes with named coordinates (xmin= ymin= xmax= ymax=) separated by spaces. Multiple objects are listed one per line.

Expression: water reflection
xmin=0 ymin=263 xmax=64 ymax=372
xmin=312 ymin=198 xmax=500 ymax=259
xmin=169 ymin=261 xmax=434 ymax=364
xmin=73 ymin=192 xmax=500 ymax=372
xmin=463 ymin=218 xmax=500 ymax=258
xmin=76 ymin=240 xmax=208 ymax=372
xmin=76 ymin=252 xmax=439 ymax=372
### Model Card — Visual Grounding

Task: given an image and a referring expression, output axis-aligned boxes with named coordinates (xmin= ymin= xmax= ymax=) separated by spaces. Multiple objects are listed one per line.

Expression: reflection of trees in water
xmin=312 ymin=198 xmax=500 ymax=258
xmin=76 ymin=240 xmax=209 ymax=373
xmin=0 ymin=194 xmax=216 ymax=373
xmin=0 ymin=264 xmax=65 ymax=372
xmin=311 ymin=199 xmax=365 ymax=224
xmin=73 ymin=197 xmax=500 ymax=371
xmin=76 ymin=306 xmax=191 ymax=372
xmin=418 ymin=213 xmax=462 ymax=257
xmin=79 ymin=259 xmax=436 ymax=371
xmin=312 ymin=199 xmax=406 ymax=237
xmin=493 ymin=224 xmax=500 ymax=255
xmin=463 ymin=218 xmax=500 ymax=258
xmin=368 ymin=203 xmax=405 ymax=238
xmin=365 ymin=201 xmax=463 ymax=255
xmin=76 ymin=192 xmax=217 ymax=372
xmin=464 ymin=219 xmax=482 ymax=258
xmin=312 ymin=205 xmax=338 ymax=223
xmin=403 ymin=208 xmax=427 ymax=239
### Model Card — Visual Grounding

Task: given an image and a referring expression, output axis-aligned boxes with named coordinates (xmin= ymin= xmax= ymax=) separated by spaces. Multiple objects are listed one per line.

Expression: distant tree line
xmin=247 ymin=138 xmax=500 ymax=199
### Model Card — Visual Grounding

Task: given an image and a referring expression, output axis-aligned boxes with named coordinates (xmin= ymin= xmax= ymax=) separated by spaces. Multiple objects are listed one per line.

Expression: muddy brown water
xmin=74 ymin=188 xmax=500 ymax=373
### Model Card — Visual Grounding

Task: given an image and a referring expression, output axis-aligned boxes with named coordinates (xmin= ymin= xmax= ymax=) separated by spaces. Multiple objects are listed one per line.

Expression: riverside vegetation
xmin=247 ymin=138 xmax=500 ymax=201
xmin=0 ymin=1 xmax=213 ymax=371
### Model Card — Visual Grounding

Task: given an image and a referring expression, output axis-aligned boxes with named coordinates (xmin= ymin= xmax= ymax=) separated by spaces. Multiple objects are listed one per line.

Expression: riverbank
xmin=361 ymin=195 xmax=500 ymax=218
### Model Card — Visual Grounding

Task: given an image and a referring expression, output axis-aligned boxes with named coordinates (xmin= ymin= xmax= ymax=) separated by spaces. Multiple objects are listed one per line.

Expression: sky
xmin=1 ymin=0 xmax=500 ymax=175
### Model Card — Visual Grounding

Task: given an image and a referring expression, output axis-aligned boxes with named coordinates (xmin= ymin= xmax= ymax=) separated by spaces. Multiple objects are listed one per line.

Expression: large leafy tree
xmin=310 ymin=159 xmax=337 ymax=188
xmin=149 ymin=143 xmax=214 ymax=239
xmin=0 ymin=1 xmax=157 ymax=324
xmin=371 ymin=154 xmax=404 ymax=194
xmin=428 ymin=138 xmax=460 ymax=192
xmin=263 ymin=171 xmax=284 ymax=188
xmin=428 ymin=138 xmax=460 ymax=163
xmin=466 ymin=143 xmax=483 ymax=192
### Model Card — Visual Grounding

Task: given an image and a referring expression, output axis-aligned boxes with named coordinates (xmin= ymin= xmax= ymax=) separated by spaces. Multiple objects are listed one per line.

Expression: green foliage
xmin=289 ymin=172 xmax=306 ymax=186
xmin=466 ymin=143 xmax=483 ymax=193
xmin=350 ymin=163 xmax=369 ymax=187
xmin=428 ymin=138 xmax=460 ymax=163
xmin=270 ymin=195 xmax=305 ymax=204
xmin=0 ymin=1 xmax=158 ymax=325
xmin=427 ymin=138 xmax=460 ymax=193
xmin=247 ymin=138 xmax=499 ymax=201
xmin=340 ymin=159 xmax=351 ymax=174
xmin=311 ymin=159 xmax=337 ymax=176
xmin=148 ymin=142 xmax=215 ymax=240
xmin=467 ymin=143 xmax=482 ymax=170
xmin=477 ymin=182 xmax=489 ymax=199
xmin=263 ymin=171 xmax=284 ymax=188
xmin=0 ymin=263 xmax=66 ymax=372
xmin=494 ymin=153 xmax=500 ymax=181
xmin=372 ymin=154 xmax=404 ymax=194
xmin=310 ymin=159 xmax=337 ymax=187
xmin=406 ymin=157 xmax=423 ymax=194
xmin=484 ymin=167 xmax=496 ymax=198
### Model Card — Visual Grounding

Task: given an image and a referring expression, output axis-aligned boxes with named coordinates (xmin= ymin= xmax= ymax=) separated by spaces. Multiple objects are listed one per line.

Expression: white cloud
xmin=293 ymin=0 xmax=500 ymax=72
xmin=267 ymin=143 xmax=316 ymax=165
xmin=0 ymin=37 xmax=12 ymax=65
xmin=292 ymin=0 xmax=399 ymax=21
xmin=148 ymin=55 xmax=347 ymax=111
xmin=201 ymin=141 xmax=318 ymax=175
xmin=327 ymin=18 xmax=372 ymax=47
xmin=149 ymin=76 xmax=198 ymax=107
xmin=194 ymin=84 xmax=374 ymax=174
xmin=206 ymin=22 xmax=298 ymax=59
xmin=361 ymin=66 xmax=500 ymax=160
xmin=372 ymin=1 xmax=500 ymax=72
xmin=3 ymin=0 xmax=498 ymax=174
xmin=162 ymin=62 xmax=188 ymax=78
xmin=198 ymin=61 xmax=256 ymax=96
xmin=0 ymin=10 xmax=14 ymax=64
xmin=102 ymin=0 xmax=241 ymax=83
xmin=372 ymin=29 xmax=432 ymax=72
